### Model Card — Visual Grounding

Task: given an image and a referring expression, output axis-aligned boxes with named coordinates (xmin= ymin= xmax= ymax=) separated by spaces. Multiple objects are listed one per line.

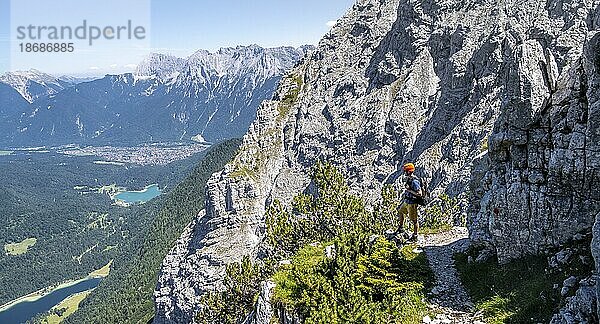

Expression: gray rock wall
xmin=153 ymin=91 xmax=292 ymax=323
xmin=469 ymin=1 xmax=600 ymax=263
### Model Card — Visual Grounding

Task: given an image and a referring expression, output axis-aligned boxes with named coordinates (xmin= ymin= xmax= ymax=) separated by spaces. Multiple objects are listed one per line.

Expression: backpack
xmin=410 ymin=175 xmax=430 ymax=207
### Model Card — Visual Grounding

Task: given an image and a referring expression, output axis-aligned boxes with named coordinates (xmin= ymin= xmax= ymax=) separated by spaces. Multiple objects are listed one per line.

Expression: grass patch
xmin=0 ymin=150 xmax=13 ymax=156
xmin=277 ymin=74 xmax=303 ymax=117
xmin=42 ymin=290 xmax=92 ymax=324
xmin=4 ymin=238 xmax=37 ymax=256
xmin=455 ymin=251 xmax=563 ymax=323
xmin=89 ymin=260 xmax=113 ymax=278
xmin=420 ymin=224 xmax=453 ymax=235
xmin=480 ymin=137 xmax=489 ymax=152
xmin=229 ymin=165 xmax=257 ymax=180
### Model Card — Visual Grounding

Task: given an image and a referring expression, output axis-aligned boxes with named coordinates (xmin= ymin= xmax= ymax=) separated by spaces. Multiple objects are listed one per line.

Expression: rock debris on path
xmin=420 ymin=227 xmax=485 ymax=324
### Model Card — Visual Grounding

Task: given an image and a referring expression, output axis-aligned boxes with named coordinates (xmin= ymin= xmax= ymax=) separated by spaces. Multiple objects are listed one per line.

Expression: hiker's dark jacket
xmin=403 ymin=175 xmax=421 ymax=205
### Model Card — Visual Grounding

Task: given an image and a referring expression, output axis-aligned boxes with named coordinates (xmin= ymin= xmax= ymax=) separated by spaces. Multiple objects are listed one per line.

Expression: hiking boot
xmin=394 ymin=230 xmax=410 ymax=241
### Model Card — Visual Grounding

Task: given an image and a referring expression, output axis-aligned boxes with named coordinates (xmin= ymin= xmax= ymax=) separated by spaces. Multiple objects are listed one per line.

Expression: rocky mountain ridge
xmin=0 ymin=45 xmax=310 ymax=147
xmin=154 ymin=0 xmax=600 ymax=323
xmin=0 ymin=69 xmax=71 ymax=103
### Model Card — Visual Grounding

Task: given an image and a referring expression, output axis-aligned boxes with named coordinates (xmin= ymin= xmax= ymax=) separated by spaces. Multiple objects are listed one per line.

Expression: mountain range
xmin=0 ymin=45 xmax=312 ymax=147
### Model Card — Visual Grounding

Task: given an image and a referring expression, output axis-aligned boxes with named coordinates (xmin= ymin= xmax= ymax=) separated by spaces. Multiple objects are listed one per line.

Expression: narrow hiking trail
xmin=420 ymin=227 xmax=485 ymax=324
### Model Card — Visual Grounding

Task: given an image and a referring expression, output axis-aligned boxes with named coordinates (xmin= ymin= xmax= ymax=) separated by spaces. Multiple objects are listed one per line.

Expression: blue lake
xmin=0 ymin=277 xmax=101 ymax=324
xmin=114 ymin=184 xmax=162 ymax=204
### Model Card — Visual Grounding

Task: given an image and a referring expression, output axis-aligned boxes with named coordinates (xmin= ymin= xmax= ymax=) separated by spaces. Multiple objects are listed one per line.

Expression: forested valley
xmin=0 ymin=139 xmax=239 ymax=319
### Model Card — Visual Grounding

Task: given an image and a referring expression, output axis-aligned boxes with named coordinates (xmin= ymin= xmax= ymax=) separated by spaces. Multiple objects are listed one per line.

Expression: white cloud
xmin=110 ymin=64 xmax=118 ymax=68
xmin=124 ymin=64 xmax=138 ymax=69
xmin=89 ymin=66 xmax=100 ymax=70
xmin=326 ymin=20 xmax=337 ymax=28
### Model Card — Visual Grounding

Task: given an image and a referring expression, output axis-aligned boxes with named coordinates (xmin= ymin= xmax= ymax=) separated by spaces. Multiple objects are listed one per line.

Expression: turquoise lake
xmin=0 ymin=278 xmax=101 ymax=324
xmin=114 ymin=184 xmax=162 ymax=204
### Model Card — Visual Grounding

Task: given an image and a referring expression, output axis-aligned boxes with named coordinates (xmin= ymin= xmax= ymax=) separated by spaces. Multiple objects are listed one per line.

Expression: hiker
xmin=396 ymin=162 xmax=423 ymax=242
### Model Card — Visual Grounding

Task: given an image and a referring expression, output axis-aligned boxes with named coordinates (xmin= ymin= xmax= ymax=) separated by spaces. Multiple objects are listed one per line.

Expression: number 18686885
xmin=19 ymin=43 xmax=74 ymax=53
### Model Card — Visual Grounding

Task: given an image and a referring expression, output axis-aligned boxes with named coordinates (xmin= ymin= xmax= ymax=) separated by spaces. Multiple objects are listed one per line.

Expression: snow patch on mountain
xmin=0 ymin=69 xmax=71 ymax=103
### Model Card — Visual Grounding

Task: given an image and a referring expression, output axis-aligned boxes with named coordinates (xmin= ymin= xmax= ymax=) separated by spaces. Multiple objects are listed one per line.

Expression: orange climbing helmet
xmin=403 ymin=163 xmax=415 ymax=172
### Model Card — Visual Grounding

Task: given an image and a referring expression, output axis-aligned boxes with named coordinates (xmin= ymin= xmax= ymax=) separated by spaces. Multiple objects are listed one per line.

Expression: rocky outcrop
xmin=469 ymin=1 xmax=600 ymax=263
xmin=593 ymin=212 xmax=600 ymax=319
xmin=153 ymin=74 xmax=303 ymax=323
xmin=242 ymin=281 xmax=276 ymax=324
xmin=551 ymin=276 xmax=598 ymax=324
xmin=154 ymin=0 xmax=600 ymax=322
xmin=469 ymin=2 xmax=600 ymax=319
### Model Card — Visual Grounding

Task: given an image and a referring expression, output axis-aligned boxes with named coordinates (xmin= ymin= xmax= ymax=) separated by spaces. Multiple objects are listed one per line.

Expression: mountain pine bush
xmin=200 ymin=162 xmax=434 ymax=323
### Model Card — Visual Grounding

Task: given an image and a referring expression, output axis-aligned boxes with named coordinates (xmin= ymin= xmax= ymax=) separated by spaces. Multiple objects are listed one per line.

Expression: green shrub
xmin=266 ymin=162 xmax=369 ymax=257
xmin=200 ymin=162 xmax=436 ymax=323
xmin=272 ymin=237 xmax=432 ymax=323
xmin=267 ymin=162 xmax=434 ymax=323
xmin=197 ymin=256 xmax=271 ymax=324
xmin=421 ymin=194 xmax=462 ymax=233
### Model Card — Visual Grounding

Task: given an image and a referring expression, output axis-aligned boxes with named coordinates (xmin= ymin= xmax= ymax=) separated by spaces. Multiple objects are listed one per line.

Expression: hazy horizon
xmin=0 ymin=0 xmax=354 ymax=76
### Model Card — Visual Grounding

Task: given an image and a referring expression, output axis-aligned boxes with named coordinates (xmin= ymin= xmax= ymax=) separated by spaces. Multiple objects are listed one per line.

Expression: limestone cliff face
xmin=154 ymin=0 xmax=600 ymax=322
xmin=153 ymin=76 xmax=299 ymax=323
xmin=469 ymin=2 xmax=600 ymax=262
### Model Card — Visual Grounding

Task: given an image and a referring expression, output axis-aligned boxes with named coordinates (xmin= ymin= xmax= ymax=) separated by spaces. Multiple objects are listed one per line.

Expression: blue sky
xmin=0 ymin=0 xmax=354 ymax=76
xmin=0 ymin=0 xmax=8 ymax=74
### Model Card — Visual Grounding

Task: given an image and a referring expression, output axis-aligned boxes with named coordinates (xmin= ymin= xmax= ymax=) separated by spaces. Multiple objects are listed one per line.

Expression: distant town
xmin=57 ymin=143 xmax=210 ymax=166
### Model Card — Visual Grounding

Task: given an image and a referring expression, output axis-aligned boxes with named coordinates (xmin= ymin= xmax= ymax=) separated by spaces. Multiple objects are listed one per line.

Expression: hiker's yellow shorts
xmin=398 ymin=202 xmax=418 ymax=223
